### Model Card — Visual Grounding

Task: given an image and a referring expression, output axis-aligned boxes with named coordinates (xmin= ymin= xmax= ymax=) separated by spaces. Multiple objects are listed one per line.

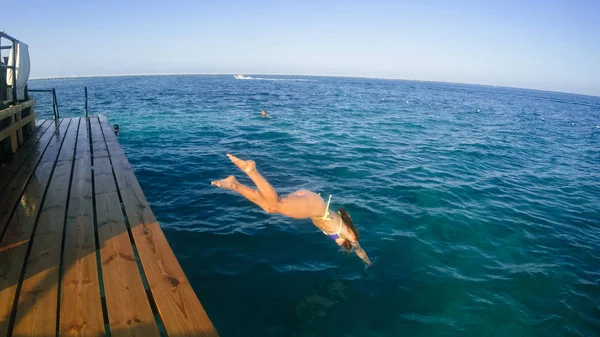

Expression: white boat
xmin=234 ymin=74 xmax=250 ymax=80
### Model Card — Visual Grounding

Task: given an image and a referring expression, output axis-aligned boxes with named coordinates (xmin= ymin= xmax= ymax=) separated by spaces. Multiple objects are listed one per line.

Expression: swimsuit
xmin=323 ymin=216 xmax=343 ymax=240
xmin=326 ymin=233 xmax=340 ymax=240
xmin=320 ymin=194 xmax=343 ymax=240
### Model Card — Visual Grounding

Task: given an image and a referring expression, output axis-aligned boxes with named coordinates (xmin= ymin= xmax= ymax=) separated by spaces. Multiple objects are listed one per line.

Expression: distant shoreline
xmin=29 ymin=73 xmax=600 ymax=99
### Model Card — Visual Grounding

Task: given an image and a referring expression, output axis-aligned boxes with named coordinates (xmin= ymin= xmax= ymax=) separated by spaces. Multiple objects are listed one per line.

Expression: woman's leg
xmin=226 ymin=154 xmax=279 ymax=207
xmin=214 ymin=154 xmax=323 ymax=218
xmin=211 ymin=176 xmax=272 ymax=212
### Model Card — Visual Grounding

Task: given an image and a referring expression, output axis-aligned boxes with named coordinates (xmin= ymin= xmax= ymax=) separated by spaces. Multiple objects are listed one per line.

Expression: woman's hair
xmin=341 ymin=240 xmax=352 ymax=251
xmin=338 ymin=208 xmax=359 ymax=241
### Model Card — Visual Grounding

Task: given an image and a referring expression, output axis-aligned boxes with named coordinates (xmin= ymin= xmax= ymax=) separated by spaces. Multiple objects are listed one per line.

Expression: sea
xmin=30 ymin=75 xmax=600 ymax=337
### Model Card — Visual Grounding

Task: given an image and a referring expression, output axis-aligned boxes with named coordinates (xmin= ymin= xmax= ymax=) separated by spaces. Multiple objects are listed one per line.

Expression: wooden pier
xmin=0 ymin=116 xmax=218 ymax=337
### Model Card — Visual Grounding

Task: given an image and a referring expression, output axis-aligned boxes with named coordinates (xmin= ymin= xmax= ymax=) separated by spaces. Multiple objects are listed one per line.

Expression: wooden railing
xmin=0 ymin=99 xmax=36 ymax=155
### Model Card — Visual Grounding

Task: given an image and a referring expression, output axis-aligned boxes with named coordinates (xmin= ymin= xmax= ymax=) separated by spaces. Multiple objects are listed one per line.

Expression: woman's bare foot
xmin=227 ymin=154 xmax=256 ymax=174
xmin=211 ymin=176 xmax=238 ymax=190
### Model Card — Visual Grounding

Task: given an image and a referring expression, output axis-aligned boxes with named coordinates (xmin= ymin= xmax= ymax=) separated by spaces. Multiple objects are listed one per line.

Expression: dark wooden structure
xmin=0 ymin=99 xmax=37 ymax=166
xmin=1 ymin=31 xmax=26 ymax=110
xmin=0 ymin=115 xmax=218 ymax=337
xmin=0 ymin=31 xmax=36 ymax=167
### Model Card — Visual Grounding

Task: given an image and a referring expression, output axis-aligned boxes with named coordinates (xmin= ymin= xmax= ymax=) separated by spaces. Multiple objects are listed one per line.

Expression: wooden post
xmin=9 ymin=114 xmax=17 ymax=153
xmin=84 ymin=86 xmax=88 ymax=117
xmin=15 ymin=107 xmax=23 ymax=145
xmin=30 ymin=107 xmax=36 ymax=133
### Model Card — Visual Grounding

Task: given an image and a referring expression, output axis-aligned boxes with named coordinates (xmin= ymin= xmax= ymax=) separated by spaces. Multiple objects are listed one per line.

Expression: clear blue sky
xmin=3 ymin=0 xmax=600 ymax=96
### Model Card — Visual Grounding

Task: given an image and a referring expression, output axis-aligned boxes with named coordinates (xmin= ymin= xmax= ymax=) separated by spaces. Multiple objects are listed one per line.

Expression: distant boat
xmin=234 ymin=74 xmax=251 ymax=80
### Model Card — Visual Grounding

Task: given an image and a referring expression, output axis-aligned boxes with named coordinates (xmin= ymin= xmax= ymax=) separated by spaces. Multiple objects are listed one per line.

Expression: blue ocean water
xmin=31 ymin=75 xmax=600 ymax=336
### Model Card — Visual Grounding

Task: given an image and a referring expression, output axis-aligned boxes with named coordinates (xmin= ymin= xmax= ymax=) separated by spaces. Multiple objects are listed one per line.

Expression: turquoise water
xmin=31 ymin=76 xmax=600 ymax=336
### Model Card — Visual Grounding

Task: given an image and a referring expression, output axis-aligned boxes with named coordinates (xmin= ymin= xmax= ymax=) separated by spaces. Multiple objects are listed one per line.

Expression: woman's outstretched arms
xmin=353 ymin=242 xmax=372 ymax=266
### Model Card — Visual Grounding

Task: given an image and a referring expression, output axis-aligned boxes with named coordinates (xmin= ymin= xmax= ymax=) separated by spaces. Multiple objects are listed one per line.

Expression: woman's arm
xmin=352 ymin=242 xmax=372 ymax=266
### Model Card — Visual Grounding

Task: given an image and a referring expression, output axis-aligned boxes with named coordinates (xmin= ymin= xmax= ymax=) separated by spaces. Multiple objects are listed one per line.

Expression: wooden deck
xmin=0 ymin=116 xmax=218 ymax=337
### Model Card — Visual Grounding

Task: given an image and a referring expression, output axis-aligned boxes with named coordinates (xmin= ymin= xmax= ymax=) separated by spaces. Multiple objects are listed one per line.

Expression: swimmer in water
xmin=261 ymin=110 xmax=268 ymax=117
xmin=212 ymin=154 xmax=372 ymax=266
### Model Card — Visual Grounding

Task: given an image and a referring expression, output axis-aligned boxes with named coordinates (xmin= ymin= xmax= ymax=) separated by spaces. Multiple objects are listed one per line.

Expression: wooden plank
xmin=0 ymin=119 xmax=72 ymax=337
xmin=98 ymin=115 xmax=125 ymax=158
xmin=94 ymin=157 xmax=159 ymax=337
xmin=90 ymin=118 xmax=108 ymax=159
xmin=0 ymin=119 xmax=52 ymax=195
xmin=12 ymin=118 xmax=79 ymax=336
xmin=0 ymin=120 xmax=60 ymax=243
xmin=101 ymin=117 xmax=218 ymax=336
xmin=58 ymin=118 xmax=79 ymax=162
xmin=91 ymin=119 xmax=159 ymax=337
xmin=111 ymin=155 xmax=219 ymax=337
xmin=60 ymin=117 xmax=105 ymax=337
xmin=35 ymin=119 xmax=46 ymax=128
xmin=74 ymin=118 xmax=90 ymax=161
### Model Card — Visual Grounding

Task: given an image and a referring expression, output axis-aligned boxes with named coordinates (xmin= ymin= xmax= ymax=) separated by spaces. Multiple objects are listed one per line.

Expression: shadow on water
xmin=294 ymin=278 xmax=349 ymax=337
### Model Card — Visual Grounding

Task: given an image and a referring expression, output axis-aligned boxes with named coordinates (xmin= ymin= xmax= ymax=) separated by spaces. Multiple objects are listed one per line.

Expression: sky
xmin=2 ymin=0 xmax=600 ymax=96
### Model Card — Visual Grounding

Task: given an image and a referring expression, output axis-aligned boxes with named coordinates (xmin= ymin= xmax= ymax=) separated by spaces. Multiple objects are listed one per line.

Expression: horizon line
xmin=29 ymin=72 xmax=600 ymax=99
